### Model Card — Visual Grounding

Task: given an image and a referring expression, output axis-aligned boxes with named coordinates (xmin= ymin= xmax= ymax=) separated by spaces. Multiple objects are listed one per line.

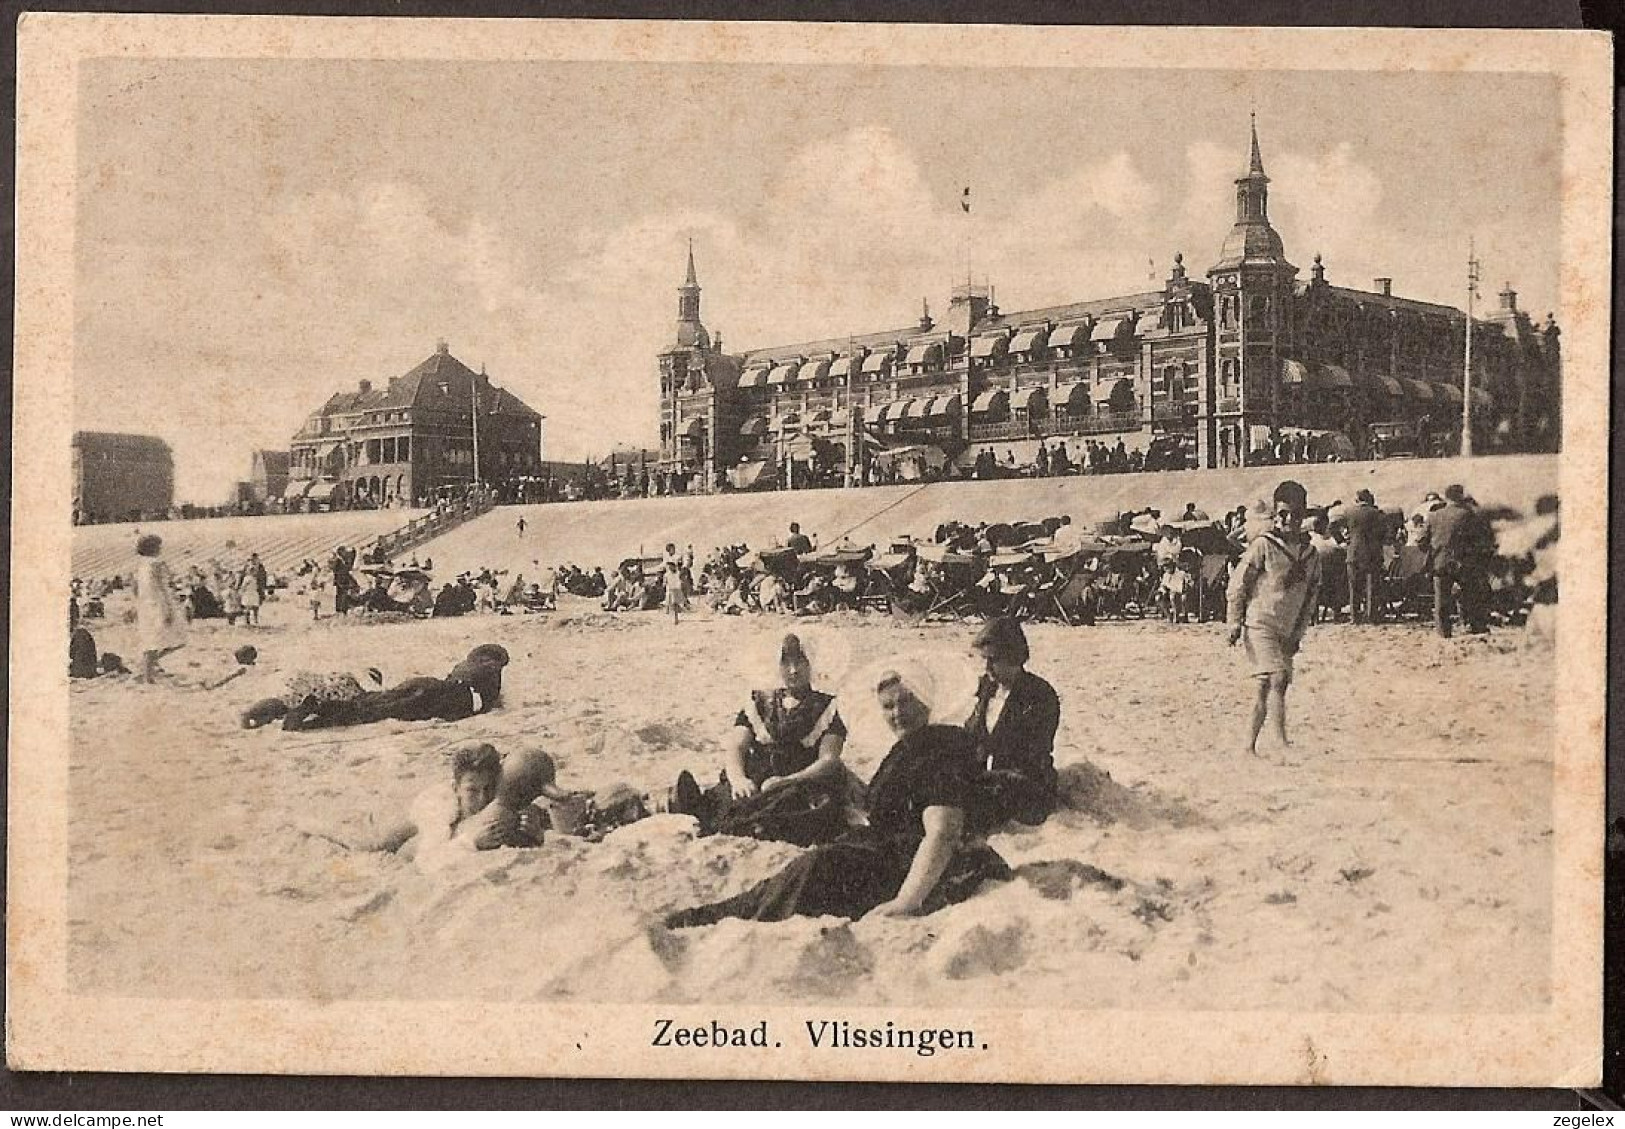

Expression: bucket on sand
xmin=548 ymin=793 xmax=592 ymax=837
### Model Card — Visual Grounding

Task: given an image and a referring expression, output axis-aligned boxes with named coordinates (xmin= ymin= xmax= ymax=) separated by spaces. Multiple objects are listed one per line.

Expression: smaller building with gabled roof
xmin=287 ymin=342 xmax=544 ymax=509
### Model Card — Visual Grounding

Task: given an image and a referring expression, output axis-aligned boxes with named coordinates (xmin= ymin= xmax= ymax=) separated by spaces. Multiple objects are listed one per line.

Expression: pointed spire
xmin=1248 ymin=111 xmax=1265 ymax=177
xmin=684 ymin=238 xmax=698 ymax=288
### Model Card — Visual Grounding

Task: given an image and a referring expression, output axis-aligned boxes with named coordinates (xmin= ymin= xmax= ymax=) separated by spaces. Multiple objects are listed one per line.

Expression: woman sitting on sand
xmin=243 ymin=644 xmax=509 ymax=731
xmin=664 ymin=666 xmax=1011 ymax=928
xmin=668 ymin=633 xmax=851 ymax=847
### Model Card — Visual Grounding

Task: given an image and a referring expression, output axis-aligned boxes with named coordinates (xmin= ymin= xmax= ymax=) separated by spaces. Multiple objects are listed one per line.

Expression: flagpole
xmin=1462 ymin=239 xmax=1479 ymax=458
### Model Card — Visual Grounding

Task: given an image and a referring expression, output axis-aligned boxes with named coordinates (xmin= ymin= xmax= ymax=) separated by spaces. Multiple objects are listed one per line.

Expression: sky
xmin=73 ymin=58 xmax=1562 ymax=503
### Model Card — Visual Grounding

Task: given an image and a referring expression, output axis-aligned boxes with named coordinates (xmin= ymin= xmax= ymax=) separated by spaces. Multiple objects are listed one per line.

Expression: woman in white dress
xmin=132 ymin=534 xmax=186 ymax=683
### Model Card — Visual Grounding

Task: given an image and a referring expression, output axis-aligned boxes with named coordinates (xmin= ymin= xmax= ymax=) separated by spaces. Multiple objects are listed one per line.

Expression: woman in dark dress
xmin=665 ymin=668 xmax=1011 ymax=927
xmin=670 ymin=633 xmax=850 ymax=846
xmin=273 ymin=644 xmax=509 ymax=731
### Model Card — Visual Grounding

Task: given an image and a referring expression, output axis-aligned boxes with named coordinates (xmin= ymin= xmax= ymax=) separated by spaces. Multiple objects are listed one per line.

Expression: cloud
xmin=73 ymin=124 xmax=1499 ymax=503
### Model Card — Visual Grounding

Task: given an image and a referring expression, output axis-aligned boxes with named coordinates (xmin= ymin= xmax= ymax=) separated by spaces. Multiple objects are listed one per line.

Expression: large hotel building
xmin=657 ymin=121 xmax=1561 ymax=492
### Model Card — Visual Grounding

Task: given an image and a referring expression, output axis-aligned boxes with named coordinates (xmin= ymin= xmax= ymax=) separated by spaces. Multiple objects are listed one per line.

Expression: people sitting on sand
xmin=69 ymin=627 xmax=130 ymax=679
xmin=668 ymin=633 xmax=851 ymax=847
xmin=256 ymin=644 xmax=510 ymax=731
xmin=962 ymin=618 xmax=1061 ymax=834
xmin=664 ymin=665 xmax=1012 ymax=928
xmin=70 ymin=625 xmax=130 ymax=680
xmin=432 ymin=578 xmax=478 ymax=617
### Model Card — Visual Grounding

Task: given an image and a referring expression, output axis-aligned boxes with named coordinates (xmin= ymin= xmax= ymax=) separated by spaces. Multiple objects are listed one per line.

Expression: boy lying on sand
xmin=339 ymin=743 xmax=570 ymax=866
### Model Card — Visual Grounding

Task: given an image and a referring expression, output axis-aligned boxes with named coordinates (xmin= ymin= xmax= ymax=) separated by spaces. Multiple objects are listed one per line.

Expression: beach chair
xmin=1384 ymin=544 xmax=1434 ymax=621
xmin=914 ymin=544 xmax=983 ymax=621
xmin=861 ymin=546 xmax=915 ymax=614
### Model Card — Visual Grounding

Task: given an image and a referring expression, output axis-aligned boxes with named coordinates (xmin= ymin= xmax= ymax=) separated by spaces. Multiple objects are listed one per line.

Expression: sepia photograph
xmin=7 ymin=17 xmax=1610 ymax=1084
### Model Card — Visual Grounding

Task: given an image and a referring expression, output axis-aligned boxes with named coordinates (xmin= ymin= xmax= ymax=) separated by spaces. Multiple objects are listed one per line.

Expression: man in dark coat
xmin=963 ymin=618 xmax=1062 ymax=834
xmin=1419 ymin=484 xmax=1493 ymax=636
xmin=786 ymin=522 xmax=814 ymax=555
xmin=1342 ymin=489 xmax=1389 ymax=624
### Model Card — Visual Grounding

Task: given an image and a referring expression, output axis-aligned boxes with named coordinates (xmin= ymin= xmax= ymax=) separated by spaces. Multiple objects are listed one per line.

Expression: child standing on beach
xmin=1226 ymin=480 xmax=1321 ymax=757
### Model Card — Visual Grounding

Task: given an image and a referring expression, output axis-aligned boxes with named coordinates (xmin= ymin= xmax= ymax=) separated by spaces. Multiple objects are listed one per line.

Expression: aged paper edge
xmin=6 ymin=16 xmax=1611 ymax=1084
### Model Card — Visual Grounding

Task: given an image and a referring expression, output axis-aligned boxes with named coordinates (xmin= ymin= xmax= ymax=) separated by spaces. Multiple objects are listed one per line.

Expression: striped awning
xmin=1281 ymin=359 xmax=1312 ymax=385
xmin=863 ymin=403 xmax=890 ymax=424
xmin=1375 ymin=374 xmax=1406 ymax=396
xmin=1009 ymin=327 xmax=1048 ymax=354
xmin=1135 ymin=313 xmax=1162 ymax=335
xmin=903 ymin=342 xmax=943 ymax=367
xmin=969 ymin=334 xmax=1008 ymax=359
xmin=899 ymin=399 xmax=931 ymax=419
xmin=882 ymin=402 xmax=912 ymax=422
xmin=740 ymin=416 xmax=768 ymax=437
xmin=861 ymin=350 xmax=895 ymax=374
xmin=798 ymin=358 xmax=831 ymax=383
xmin=1047 ymin=324 xmax=1090 ymax=351
xmin=282 ymin=479 xmax=313 ymax=500
xmin=1405 ymin=379 xmax=1435 ymax=402
xmin=970 ymin=389 xmax=1009 ymax=415
xmin=1432 ymin=381 xmax=1464 ymax=403
xmin=307 ymin=480 xmax=340 ymax=501
xmin=924 ymin=395 xmax=961 ymax=418
xmin=1058 ymin=381 xmax=1092 ymax=408
xmin=1320 ymin=364 xmax=1355 ymax=389
xmin=1091 ymin=317 xmax=1127 ymax=342
xmin=767 ymin=362 xmax=799 ymax=386
xmin=739 ymin=366 xmax=770 ymax=388
xmin=828 ymin=355 xmax=860 ymax=378
xmin=1010 ymin=387 xmax=1048 ymax=411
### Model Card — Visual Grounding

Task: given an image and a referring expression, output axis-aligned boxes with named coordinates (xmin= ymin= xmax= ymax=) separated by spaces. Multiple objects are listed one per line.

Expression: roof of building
xmin=736 ymin=323 xmax=930 ymax=366
xmin=307 ymin=349 xmax=543 ymax=422
xmin=1320 ymin=285 xmax=1465 ymax=320
xmin=731 ymin=287 xmax=1169 ymax=364
xmin=253 ymin=450 xmax=291 ymax=473
xmin=72 ymin=431 xmax=173 ymax=454
xmin=973 ymin=291 xmax=1167 ymax=334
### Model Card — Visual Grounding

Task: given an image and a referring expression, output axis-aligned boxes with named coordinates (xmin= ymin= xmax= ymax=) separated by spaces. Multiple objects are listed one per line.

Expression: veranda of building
xmin=287 ymin=343 xmax=544 ymax=510
xmin=657 ymin=119 xmax=1560 ymax=491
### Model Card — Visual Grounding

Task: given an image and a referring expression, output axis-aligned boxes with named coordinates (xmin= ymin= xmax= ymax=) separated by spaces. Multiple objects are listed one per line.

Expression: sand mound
xmin=68 ymin=601 xmax=1555 ymax=1011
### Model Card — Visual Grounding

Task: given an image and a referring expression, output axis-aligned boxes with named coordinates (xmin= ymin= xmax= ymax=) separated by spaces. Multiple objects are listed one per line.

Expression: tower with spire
xmin=1208 ymin=114 xmax=1297 ymax=443
xmin=674 ymin=239 xmax=710 ymax=351
xmin=658 ymin=240 xmax=744 ymax=493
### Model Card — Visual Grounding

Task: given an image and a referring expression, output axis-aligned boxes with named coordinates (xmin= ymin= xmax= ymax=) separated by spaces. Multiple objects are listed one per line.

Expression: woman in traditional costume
xmin=665 ymin=665 xmax=1010 ymax=927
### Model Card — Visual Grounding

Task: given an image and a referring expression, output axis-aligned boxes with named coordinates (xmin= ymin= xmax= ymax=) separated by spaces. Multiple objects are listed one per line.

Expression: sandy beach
xmin=68 ymin=588 xmax=1554 ymax=1012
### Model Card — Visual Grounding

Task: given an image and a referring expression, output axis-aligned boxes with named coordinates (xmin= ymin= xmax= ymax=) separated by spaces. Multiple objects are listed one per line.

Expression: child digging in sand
xmin=1226 ymin=479 xmax=1321 ymax=758
xmin=344 ymin=743 xmax=571 ymax=865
